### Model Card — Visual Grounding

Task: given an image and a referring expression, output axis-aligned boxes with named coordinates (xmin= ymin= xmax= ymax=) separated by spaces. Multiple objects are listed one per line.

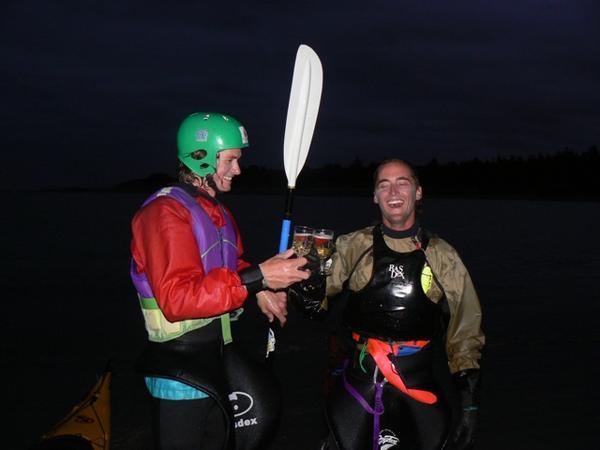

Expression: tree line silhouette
xmin=116 ymin=147 xmax=599 ymax=200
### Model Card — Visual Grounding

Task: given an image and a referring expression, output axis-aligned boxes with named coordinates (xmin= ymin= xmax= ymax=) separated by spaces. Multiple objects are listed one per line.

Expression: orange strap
xmin=353 ymin=333 xmax=438 ymax=404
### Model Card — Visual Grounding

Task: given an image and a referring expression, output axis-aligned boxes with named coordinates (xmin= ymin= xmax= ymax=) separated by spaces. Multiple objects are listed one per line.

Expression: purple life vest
xmin=130 ymin=186 xmax=238 ymax=298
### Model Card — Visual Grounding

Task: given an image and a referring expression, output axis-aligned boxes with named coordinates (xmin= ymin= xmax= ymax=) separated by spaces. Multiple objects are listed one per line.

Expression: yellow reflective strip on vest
xmin=138 ymin=295 xmax=235 ymax=344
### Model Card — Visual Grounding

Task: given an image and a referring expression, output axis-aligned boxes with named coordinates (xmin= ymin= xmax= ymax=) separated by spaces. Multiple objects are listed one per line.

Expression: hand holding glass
xmin=313 ymin=228 xmax=334 ymax=275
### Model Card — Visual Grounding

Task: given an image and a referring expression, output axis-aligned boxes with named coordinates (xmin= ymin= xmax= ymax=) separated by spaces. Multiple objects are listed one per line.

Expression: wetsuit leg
xmin=325 ymin=369 xmax=375 ymax=449
xmin=223 ymin=342 xmax=282 ymax=450
xmin=404 ymin=394 xmax=450 ymax=450
xmin=390 ymin=345 xmax=451 ymax=450
xmin=152 ymin=397 xmax=226 ymax=450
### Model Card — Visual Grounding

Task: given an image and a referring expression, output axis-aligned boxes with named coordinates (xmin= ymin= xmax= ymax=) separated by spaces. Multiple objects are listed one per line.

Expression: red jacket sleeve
xmin=131 ymin=196 xmax=249 ymax=322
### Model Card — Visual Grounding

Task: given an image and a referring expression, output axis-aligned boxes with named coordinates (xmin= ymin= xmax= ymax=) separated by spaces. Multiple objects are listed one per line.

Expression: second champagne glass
xmin=313 ymin=228 xmax=334 ymax=275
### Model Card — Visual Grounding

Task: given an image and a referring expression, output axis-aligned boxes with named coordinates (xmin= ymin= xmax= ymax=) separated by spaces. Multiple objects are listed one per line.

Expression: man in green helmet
xmin=130 ymin=112 xmax=310 ymax=449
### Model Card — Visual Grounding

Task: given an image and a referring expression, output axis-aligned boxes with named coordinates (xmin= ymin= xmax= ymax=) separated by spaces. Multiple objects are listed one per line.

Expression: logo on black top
xmin=378 ymin=428 xmax=400 ymax=449
xmin=387 ymin=264 xmax=405 ymax=280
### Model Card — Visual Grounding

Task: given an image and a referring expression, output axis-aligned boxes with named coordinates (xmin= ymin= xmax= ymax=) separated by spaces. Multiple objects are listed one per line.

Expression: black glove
xmin=289 ymin=247 xmax=327 ymax=320
xmin=300 ymin=245 xmax=321 ymax=274
xmin=451 ymin=369 xmax=481 ymax=450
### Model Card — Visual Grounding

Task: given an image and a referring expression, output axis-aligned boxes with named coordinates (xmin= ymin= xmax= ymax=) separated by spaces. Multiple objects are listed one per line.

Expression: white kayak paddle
xmin=278 ymin=44 xmax=323 ymax=252
xmin=266 ymin=45 xmax=323 ymax=359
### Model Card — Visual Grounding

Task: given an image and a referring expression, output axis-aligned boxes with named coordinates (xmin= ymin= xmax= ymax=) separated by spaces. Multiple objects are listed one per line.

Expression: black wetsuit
xmin=137 ymin=320 xmax=281 ymax=450
xmin=327 ymin=225 xmax=450 ymax=450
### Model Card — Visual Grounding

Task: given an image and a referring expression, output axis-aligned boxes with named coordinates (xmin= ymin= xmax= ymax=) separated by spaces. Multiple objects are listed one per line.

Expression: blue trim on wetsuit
xmin=145 ymin=377 xmax=209 ymax=400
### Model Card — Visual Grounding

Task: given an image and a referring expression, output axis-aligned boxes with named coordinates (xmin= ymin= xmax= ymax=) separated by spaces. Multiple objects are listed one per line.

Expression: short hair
xmin=373 ymin=158 xmax=421 ymax=188
xmin=373 ymin=158 xmax=423 ymax=216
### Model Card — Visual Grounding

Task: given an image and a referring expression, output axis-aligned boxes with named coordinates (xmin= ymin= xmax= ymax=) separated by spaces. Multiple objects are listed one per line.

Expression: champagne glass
xmin=313 ymin=228 xmax=334 ymax=275
xmin=292 ymin=225 xmax=314 ymax=257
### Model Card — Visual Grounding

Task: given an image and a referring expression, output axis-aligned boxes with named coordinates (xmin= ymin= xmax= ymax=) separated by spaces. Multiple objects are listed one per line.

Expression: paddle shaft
xmin=278 ymin=187 xmax=295 ymax=252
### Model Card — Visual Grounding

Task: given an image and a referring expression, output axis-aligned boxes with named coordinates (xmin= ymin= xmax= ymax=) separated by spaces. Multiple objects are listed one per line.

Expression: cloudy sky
xmin=2 ymin=0 xmax=599 ymax=189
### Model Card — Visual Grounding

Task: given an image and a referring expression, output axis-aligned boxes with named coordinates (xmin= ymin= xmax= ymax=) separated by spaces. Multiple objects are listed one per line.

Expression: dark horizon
xmin=18 ymin=147 xmax=599 ymax=202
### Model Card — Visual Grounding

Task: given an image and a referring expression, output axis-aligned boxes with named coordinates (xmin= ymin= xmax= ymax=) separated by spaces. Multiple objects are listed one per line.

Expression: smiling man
xmin=130 ymin=112 xmax=309 ymax=449
xmin=290 ymin=158 xmax=485 ymax=450
xmin=373 ymin=160 xmax=423 ymax=231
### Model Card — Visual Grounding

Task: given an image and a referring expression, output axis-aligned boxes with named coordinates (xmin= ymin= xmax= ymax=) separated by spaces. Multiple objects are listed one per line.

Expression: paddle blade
xmin=284 ymin=44 xmax=323 ymax=188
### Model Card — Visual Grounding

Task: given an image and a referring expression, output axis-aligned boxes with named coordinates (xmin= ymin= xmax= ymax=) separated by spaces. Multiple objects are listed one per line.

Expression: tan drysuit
xmin=326 ymin=225 xmax=484 ymax=374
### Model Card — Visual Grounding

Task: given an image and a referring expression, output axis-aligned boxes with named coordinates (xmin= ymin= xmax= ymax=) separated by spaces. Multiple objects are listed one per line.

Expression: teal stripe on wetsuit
xmin=145 ymin=377 xmax=209 ymax=400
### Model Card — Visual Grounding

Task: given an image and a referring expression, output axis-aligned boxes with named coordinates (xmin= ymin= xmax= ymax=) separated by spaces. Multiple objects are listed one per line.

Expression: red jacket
xmin=130 ymin=190 xmax=251 ymax=322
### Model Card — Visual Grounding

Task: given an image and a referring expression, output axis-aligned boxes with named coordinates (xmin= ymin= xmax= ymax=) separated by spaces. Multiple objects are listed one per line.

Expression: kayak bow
xmin=34 ymin=369 xmax=111 ymax=450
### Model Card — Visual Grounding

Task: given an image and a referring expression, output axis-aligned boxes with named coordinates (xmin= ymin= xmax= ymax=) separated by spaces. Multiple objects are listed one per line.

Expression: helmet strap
xmin=205 ymin=174 xmax=221 ymax=194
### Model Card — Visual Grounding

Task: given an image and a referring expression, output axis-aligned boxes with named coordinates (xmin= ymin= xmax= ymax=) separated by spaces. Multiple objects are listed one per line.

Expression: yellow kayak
xmin=33 ymin=369 xmax=111 ymax=450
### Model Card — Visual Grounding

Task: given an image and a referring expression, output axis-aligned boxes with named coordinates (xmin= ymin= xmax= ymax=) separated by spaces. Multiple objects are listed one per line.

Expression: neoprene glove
xmin=451 ymin=369 xmax=481 ymax=450
xmin=288 ymin=247 xmax=327 ymax=320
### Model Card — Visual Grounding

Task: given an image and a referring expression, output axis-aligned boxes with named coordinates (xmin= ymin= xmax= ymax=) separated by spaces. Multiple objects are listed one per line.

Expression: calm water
xmin=2 ymin=191 xmax=599 ymax=449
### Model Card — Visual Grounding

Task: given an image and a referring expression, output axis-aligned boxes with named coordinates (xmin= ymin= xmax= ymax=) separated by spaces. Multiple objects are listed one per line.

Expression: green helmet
xmin=177 ymin=112 xmax=249 ymax=177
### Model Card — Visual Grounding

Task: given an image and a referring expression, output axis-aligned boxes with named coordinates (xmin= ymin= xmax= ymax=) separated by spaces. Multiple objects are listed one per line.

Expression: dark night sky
xmin=2 ymin=0 xmax=599 ymax=189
